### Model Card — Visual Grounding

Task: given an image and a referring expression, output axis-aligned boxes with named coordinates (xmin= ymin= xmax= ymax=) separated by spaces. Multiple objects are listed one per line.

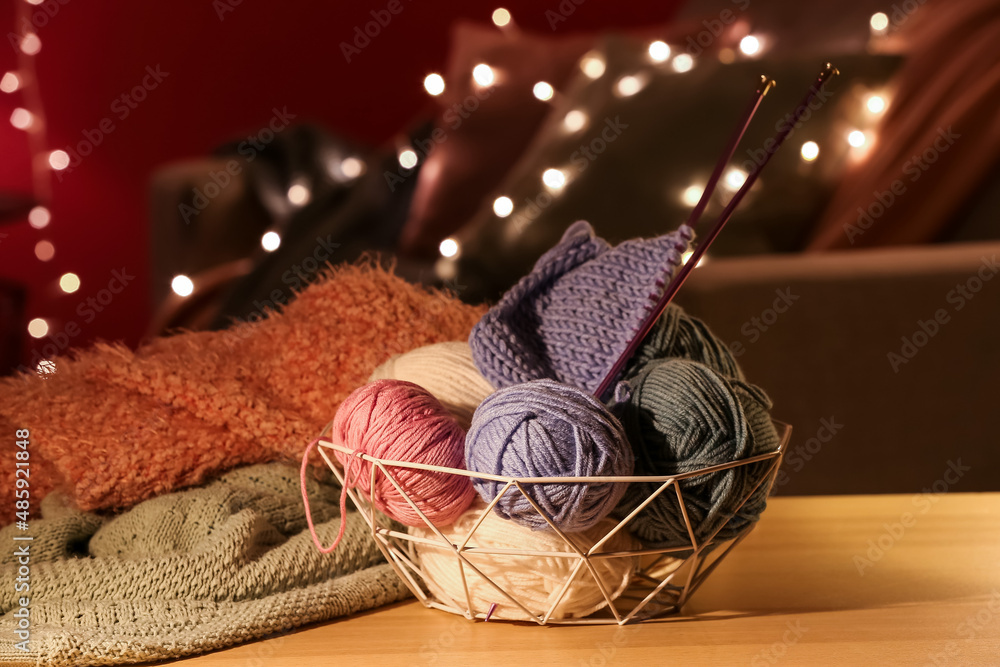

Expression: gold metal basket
xmin=314 ymin=420 xmax=790 ymax=625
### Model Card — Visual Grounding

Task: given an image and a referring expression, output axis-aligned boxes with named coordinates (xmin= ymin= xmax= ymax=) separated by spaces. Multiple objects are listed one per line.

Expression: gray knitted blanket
xmin=0 ymin=464 xmax=410 ymax=666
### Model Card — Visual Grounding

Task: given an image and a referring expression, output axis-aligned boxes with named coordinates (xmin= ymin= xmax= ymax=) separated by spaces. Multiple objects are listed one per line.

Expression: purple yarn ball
xmin=465 ymin=379 xmax=634 ymax=532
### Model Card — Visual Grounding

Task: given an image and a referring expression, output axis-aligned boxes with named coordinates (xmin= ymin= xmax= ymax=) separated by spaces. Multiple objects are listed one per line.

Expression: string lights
xmin=261 ymin=231 xmax=282 ymax=252
xmin=4 ymin=0 xmax=893 ymax=356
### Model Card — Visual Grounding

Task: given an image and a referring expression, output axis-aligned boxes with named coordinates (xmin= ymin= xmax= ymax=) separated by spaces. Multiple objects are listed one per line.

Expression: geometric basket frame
xmin=314 ymin=420 xmax=790 ymax=625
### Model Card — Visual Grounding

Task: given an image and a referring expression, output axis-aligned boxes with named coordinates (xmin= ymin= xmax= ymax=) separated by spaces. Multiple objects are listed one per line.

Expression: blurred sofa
xmin=676 ymin=240 xmax=1000 ymax=495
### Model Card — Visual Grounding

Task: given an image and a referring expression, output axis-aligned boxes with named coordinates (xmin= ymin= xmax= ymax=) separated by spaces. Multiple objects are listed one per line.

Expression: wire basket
xmin=313 ymin=420 xmax=790 ymax=625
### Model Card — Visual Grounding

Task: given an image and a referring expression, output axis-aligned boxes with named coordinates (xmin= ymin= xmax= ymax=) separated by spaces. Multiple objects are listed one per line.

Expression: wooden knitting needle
xmin=595 ymin=63 xmax=840 ymax=401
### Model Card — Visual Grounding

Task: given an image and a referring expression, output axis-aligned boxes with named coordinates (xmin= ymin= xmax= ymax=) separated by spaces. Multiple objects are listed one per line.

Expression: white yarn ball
xmin=410 ymin=502 xmax=640 ymax=621
xmin=369 ymin=341 xmax=495 ymax=430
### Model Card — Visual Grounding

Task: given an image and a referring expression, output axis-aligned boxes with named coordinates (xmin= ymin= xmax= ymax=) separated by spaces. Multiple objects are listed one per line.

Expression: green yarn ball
xmin=613 ymin=358 xmax=779 ymax=548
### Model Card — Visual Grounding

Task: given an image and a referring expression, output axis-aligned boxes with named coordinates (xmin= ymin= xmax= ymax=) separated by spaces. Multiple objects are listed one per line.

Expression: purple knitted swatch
xmin=469 ymin=220 xmax=694 ymax=395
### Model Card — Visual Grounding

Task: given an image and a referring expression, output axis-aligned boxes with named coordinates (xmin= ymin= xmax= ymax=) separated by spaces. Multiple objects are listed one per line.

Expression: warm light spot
xmin=28 ymin=206 xmax=50 ymax=229
xmin=672 ymin=53 xmax=694 ymax=73
xmin=739 ymin=35 xmax=761 ymax=56
xmin=424 ymin=73 xmax=445 ymax=96
xmin=472 ymin=64 xmax=495 ymax=87
xmin=287 ymin=183 xmax=310 ymax=206
xmin=615 ymin=74 xmax=647 ymax=97
xmin=542 ymin=168 xmax=566 ymax=190
xmin=866 ymin=94 xmax=886 ymax=113
xmin=36 ymin=360 xmax=57 ymax=375
xmin=48 ymin=150 xmax=70 ymax=170
xmin=10 ymin=108 xmax=33 ymax=130
xmin=439 ymin=238 xmax=459 ymax=258
xmin=580 ymin=52 xmax=606 ymax=79
xmin=398 ymin=148 xmax=418 ymax=169
xmin=724 ymin=167 xmax=748 ymax=191
xmin=491 ymin=8 xmax=511 ymax=27
xmin=0 ymin=72 xmax=21 ymax=93
xmin=171 ymin=275 xmax=194 ymax=297
xmin=648 ymin=40 xmax=671 ymax=63
xmin=718 ymin=48 xmax=736 ymax=64
xmin=261 ymin=231 xmax=281 ymax=252
xmin=800 ymin=141 xmax=820 ymax=161
xmin=681 ymin=184 xmax=704 ymax=208
xmin=59 ymin=272 xmax=81 ymax=293
xmin=563 ymin=109 xmax=587 ymax=133
xmin=493 ymin=196 xmax=513 ymax=217
xmin=34 ymin=240 xmax=54 ymax=261
xmin=20 ymin=34 xmax=41 ymax=55
xmin=532 ymin=81 xmax=554 ymax=101
xmin=340 ymin=156 xmax=364 ymax=180
xmin=27 ymin=318 xmax=49 ymax=339
xmin=848 ymin=130 xmax=867 ymax=147
xmin=870 ymin=12 xmax=889 ymax=33
xmin=681 ymin=250 xmax=707 ymax=268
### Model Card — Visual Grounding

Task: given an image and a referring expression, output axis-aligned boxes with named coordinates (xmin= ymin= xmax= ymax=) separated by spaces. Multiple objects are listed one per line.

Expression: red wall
xmin=0 ymin=0 xmax=682 ymax=369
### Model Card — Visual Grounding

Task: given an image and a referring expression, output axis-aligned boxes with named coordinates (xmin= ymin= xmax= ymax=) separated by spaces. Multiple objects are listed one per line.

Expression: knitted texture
xmin=465 ymin=379 xmax=633 ymax=532
xmin=332 ymin=380 xmax=476 ymax=528
xmin=626 ymin=303 xmax=745 ymax=381
xmin=368 ymin=341 xmax=495 ymax=430
xmin=612 ymin=359 xmax=779 ymax=548
xmin=0 ymin=464 xmax=411 ymax=665
xmin=0 ymin=263 xmax=486 ymax=522
xmin=469 ymin=221 xmax=694 ymax=395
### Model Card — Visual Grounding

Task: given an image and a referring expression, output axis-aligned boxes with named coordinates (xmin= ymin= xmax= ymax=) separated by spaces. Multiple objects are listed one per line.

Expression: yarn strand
xmin=300 ymin=435 xmax=355 ymax=554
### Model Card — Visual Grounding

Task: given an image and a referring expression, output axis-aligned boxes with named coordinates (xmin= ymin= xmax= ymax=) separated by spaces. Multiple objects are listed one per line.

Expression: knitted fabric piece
xmin=0 ymin=263 xmax=486 ymax=522
xmin=0 ymin=464 xmax=411 ymax=665
xmin=470 ymin=221 xmax=694 ymax=395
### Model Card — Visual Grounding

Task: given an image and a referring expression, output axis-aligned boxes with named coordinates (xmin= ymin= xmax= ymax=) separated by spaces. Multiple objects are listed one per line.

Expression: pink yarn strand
xmin=300 ymin=436 xmax=351 ymax=554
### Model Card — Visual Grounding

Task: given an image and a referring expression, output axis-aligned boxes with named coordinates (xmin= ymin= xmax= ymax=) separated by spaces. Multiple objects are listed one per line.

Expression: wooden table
xmin=167 ymin=493 xmax=1000 ymax=666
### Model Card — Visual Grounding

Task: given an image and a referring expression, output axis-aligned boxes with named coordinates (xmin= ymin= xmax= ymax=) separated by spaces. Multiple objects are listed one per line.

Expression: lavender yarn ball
xmin=465 ymin=379 xmax=634 ymax=532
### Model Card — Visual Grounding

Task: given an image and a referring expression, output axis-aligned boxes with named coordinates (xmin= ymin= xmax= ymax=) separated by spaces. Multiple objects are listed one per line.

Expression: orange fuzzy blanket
xmin=0 ymin=264 xmax=486 ymax=524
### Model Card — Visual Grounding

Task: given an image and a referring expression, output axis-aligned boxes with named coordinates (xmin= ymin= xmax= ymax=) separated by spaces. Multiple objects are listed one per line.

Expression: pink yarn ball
xmin=332 ymin=379 xmax=476 ymax=527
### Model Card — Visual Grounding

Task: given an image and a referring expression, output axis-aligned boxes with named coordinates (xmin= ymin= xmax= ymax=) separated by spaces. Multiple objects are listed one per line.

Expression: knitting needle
xmin=591 ymin=73 xmax=775 ymax=400
xmin=595 ymin=63 xmax=840 ymax=401
xmin=683 ymin=74 xmax=775 ymax=234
